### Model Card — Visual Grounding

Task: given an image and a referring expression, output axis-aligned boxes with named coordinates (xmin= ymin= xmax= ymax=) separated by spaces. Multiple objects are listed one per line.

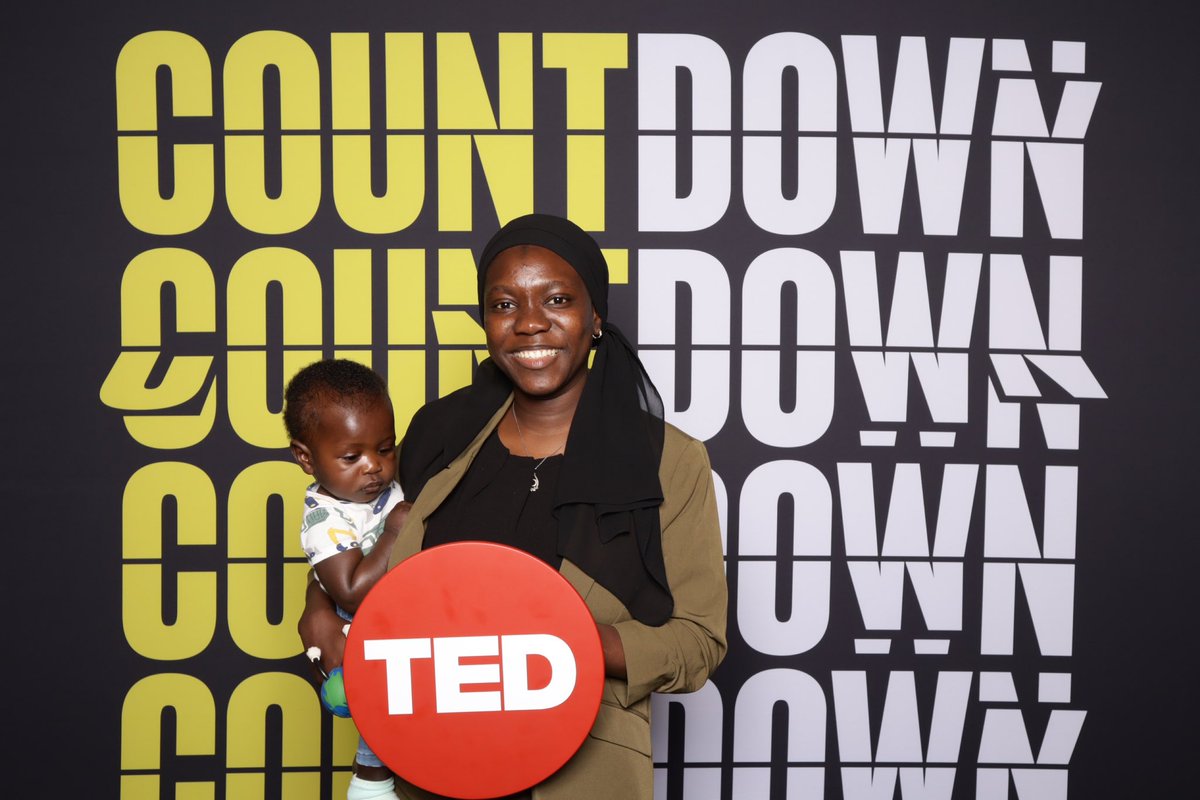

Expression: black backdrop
xmin=6 ymin=1 xmax=1197 ymax=797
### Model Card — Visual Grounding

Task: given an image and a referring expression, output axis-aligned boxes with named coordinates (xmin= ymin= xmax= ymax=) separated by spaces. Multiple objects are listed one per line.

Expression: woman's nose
xmin=515 ymin=304 xmax=550 ymax=332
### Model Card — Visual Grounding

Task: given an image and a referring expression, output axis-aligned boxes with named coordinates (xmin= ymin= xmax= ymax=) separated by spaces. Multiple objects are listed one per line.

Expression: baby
xmin=285 ymin=359 xmax=409 ymax=800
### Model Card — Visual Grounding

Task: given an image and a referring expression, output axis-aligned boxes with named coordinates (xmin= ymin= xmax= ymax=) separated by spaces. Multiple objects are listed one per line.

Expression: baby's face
xmin=299 ymin=398 xmax=397 ymax=503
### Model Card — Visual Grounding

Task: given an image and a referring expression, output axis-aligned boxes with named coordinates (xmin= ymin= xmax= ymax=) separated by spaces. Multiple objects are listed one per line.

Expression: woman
xmin=300 ymin=214 xmax=727 ymax=799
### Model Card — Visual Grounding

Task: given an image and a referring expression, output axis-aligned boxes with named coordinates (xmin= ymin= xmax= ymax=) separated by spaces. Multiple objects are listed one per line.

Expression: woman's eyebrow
xmin=486 ymin=280 xmax=576 ymax=294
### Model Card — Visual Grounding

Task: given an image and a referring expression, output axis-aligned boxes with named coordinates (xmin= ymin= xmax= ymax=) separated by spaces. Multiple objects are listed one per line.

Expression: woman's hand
xmin=598 ymin=623 xmax=627 ymax=680
xmin=297 ymin=578 xmax=347 ymax=684
xmin=384 ymin=500 xmax=412 ymax=535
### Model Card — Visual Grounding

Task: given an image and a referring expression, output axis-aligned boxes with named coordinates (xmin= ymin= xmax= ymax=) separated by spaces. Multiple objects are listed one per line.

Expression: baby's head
xmin=284 ymin=359 xmax=397 ymax=504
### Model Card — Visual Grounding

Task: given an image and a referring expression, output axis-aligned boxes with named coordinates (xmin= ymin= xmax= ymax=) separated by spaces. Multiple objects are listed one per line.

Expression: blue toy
xmin=320 ymin=666 xmax=351 ymax=717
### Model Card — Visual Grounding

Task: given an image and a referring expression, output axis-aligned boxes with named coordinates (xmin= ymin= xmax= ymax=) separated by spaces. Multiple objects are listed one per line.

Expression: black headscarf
xmin=400 ymin=214 xmax=672 ymax=625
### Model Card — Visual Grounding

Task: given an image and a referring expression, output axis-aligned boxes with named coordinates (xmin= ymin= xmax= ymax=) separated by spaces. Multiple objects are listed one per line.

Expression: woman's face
xmin=483 ymin=245 xmax=602 ymax=402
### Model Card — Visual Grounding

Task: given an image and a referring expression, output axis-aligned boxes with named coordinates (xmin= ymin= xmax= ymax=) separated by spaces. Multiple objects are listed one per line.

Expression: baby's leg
xmin=347 ymin=770 xmax=397 ymax=800
xmin=347 ymin=736 xmax=397 ymax=800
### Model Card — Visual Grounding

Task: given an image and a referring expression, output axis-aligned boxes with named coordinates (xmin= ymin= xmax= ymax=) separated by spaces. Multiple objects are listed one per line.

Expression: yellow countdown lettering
xmin=436 ymin=134 xmax=472 ymax=229
xmin=100 ymin=249 xmax=216 ymax=418
xmin=541 ymin=33 xmax=628 ymax=130
xmin=226 ymin=247 xmax=322 ymax=347
xmin=227 ymin=462 xmax=311 ymax=658
xmin=496 ymin=33 xmax=534 ymax=130
xmin=384 ymin=33 xmax=425 ymax=129
xmin=226 ymin=561 xmax=310 ymax=658
xmin=226 ymin=773 xmax=320 ymax=800
xmin=431 ymin=311 xmax=484 ymax=344
xmin=331 ymin=134 xmax=425 ymax=233
xmin=175 ymin=784 xmax=217 ymax=800
xmin=122 ymin=386 xmax=219 ymax=450
xmin=225 ymin=673 xmax=323 ymax=798
xmin=121 ymin=673 xmax=216 ymax=769
xmin=118 ymin=138 xmax=216 ymax=236
xmin=329 ymin=34 xmax=425 ymax=232
xmin=224 ymin=32 xmax=321 ymax=233
xmin=116 ymin=31 xmax=214 ymax=234
xmin=438 ymin=349 xmax=488 ymax=397
xmin=436 ymin=33 xmax=531 ymax=130
xmin=431 ymin=248 xmax=485 ymax=344
xmin=226 ymin=673 xmax=321 ymax=768
xmin=387 ymin=249 xmax=427 ymax=345
xmin=388 ymin=349 xmax=427 ymax=440
xmin=122 ymin=464 xmax=217 ymax=660
xmin=119 ymin=248 xmax=217 ymax=346
xmin=566 ymin=135 xmax=607 ymax=231
xmin=225 ymin=134 xmax=322 ymax=234
xmin=100 ymin=248 xmax=218 ymax=448
xmin=121 ymin=776 xmax=215 ymax=800
xmin=224 ymin=31 xmax=320 ymax=130
xmin=116 ymin=31 xmax=212 ymax=130
xmin=437 ymin=134 xmax=533 ymax=231
xmin=330 ymin=33 xmax=371 ymax=130
xmin=436 ymin=248 xmax=478 ymax=306
xmin=542 ymin=34 xmax=626 ymax=232
xmin=476 ymin=135 xmax=534 ymax=225
xmin=330 ymin=32 xmax=424 ymax=130
xmin=384 ymin=248 xmax=429 ymax=429
xmin=333 ymin=249 xmax=372 ymax=346
xmin=101 ymin=346 xmax=207 ymax=413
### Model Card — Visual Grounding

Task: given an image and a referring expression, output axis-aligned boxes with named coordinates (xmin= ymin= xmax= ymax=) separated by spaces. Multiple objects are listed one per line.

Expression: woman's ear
xmin=593 ymin=310 xmax=602 ymax=338
xmin=291 ymin=440 xmax=316 ymax=475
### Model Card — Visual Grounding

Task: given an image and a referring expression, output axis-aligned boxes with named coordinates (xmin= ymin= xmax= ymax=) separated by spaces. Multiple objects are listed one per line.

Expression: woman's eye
xmin=492 ymin=300 xmax=515 ymax=311
xmin=548 ymin=295 xmax=569 ymax=305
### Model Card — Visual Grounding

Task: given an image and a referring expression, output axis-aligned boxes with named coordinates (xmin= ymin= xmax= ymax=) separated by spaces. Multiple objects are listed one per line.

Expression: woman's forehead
xmin=483 ymin=244 xmax=585 ymax=289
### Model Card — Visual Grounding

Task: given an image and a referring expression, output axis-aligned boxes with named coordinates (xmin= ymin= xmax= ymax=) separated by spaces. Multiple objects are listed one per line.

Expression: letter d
xmin=501 ymin=634 xmax=577 ymax=711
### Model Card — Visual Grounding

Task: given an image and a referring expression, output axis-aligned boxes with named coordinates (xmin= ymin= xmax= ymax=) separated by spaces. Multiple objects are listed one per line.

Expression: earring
xmin=592 ymin=330 xmax=603 ymax=340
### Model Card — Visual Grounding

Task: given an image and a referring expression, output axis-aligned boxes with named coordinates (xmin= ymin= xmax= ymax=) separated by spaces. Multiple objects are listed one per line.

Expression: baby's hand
xmin=385 ymin=500 xmax=412 ymax=535
xmin=298 ymin=587 xmax=348 ymax=685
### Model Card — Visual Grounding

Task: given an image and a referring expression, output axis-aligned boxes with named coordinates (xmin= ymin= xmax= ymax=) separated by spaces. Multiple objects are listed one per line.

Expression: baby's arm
xmin=314 ymin=501 xmax=411 ymax=615
xmin=299 ymin=577 xmax=345 ymax=679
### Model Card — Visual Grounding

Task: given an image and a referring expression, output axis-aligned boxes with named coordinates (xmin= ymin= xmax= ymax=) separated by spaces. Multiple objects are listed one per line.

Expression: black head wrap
xmin=400 ymin=214 xmax=672 ymax=625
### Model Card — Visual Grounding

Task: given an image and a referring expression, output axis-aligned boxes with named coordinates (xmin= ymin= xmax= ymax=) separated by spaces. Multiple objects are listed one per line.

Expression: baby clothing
xmin=301 ymin=480 xmax=405 ymax=573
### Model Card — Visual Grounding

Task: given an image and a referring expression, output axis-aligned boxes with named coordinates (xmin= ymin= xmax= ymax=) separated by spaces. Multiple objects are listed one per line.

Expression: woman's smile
xmin=510 ymin=347 xmax=563 ymax=366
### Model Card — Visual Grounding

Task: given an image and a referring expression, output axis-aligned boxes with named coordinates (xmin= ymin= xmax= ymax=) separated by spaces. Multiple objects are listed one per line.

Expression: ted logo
xmin=344 ymin=542 xmax=604 ymax=799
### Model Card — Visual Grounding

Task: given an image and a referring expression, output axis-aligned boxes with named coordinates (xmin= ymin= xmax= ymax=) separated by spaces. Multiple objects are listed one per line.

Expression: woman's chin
xmin=507 ymin=371 xmax=587 ymax=403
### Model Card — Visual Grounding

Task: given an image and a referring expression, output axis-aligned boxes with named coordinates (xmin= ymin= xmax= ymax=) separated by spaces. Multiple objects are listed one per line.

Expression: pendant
xmin=530 ymin=472 xmax=540 ymax=493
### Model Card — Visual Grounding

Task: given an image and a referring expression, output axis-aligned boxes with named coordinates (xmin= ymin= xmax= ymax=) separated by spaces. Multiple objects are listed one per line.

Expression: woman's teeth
xmin=513 ymin=348 xmax=559 ymax=360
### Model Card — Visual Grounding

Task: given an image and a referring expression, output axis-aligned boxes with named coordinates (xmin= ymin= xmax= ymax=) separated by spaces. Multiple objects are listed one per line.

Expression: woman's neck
xmin=502 ymin=378 xmax=584 ymax=456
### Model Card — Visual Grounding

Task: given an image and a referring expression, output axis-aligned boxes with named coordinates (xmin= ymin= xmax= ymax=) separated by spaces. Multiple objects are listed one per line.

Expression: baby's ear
xmin=290 ymin=440 xmax=316 ymax=474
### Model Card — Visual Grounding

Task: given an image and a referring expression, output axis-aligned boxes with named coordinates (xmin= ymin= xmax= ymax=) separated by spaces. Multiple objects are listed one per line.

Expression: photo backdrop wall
xmin=7 ymin=1 xmax=1196 ymax=798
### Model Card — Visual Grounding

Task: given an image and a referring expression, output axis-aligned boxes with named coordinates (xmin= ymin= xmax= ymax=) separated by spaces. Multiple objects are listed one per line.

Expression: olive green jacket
xmin=386 ymin=397 xmax=728 ymax=799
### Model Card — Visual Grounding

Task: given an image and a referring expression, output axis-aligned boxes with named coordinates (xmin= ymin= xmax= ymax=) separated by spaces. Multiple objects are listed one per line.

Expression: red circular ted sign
xmin=343 ymin=542 xmax=604 ymax=799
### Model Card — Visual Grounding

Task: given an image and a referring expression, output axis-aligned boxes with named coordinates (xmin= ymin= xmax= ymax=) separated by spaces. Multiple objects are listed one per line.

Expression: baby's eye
xmin=339 ymin=453 xmax=360 ymax=463
xmin=379 ymin=445 xmax=395 ymax=455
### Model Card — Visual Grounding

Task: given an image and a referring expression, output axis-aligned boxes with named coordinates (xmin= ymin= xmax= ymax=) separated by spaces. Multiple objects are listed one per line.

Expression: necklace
xmin=510 ymin=406 xmax=565 ymax=493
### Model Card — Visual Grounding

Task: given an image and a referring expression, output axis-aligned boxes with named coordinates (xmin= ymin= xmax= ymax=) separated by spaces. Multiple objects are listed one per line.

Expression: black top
xmin=423 ymin=429 xmax=564 ymax=570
